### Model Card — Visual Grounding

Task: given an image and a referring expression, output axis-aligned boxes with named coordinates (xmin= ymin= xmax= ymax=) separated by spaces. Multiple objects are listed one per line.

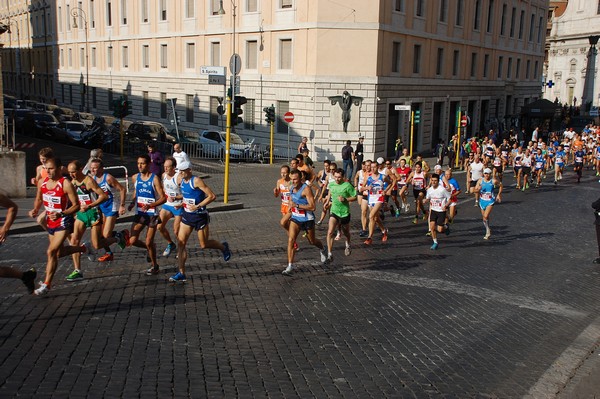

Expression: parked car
xmin=22 ymin=112 xmax=59 ymax=138
xmin=35 ymin=103 xmax=59 ymax=114
xmin=126 ymin=121 xmax=177 ymax=143
xmin=51 ymin=121 xmax=88 ymax=145
xmin=53 ymin=107 xmax=75 ymax=122
xmin=196 ymin=130 xmax=251 ymax=159
xmin=73 ymin=112 xmax=95 ymax=127
xmin=4 ymin=108 xmax=33 ymax=133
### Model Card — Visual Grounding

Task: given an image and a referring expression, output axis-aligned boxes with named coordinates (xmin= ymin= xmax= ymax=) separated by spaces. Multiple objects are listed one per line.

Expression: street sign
xmin=284 ymin=112 xmax=294 ymax=123
xmin=200 ymin=66 xmax=225 ymax=75
xmin=229 ymin=54 xmax=242 ymax=76
xmin=395 ymin=105 xmax=411 ymax=111
xmin=230 ymin=76 xmax=241 ymax=93
xmin=461 ymin=115 xmax=468 ymax=127
xmin=591 ymin=107 xmax=599 ymax=117
xmin=208 ymin=75 xmax=226 ymax=85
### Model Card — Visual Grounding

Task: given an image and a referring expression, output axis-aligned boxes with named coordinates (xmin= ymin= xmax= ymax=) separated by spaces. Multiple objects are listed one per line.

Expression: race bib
xmin=43 ymin=194 xmax=61 ymax=212
xmin=137 ymin=197 xmax=156 ymax=214
xmin=291 ymin=207 xmax=306 ymax=218
xmin=78 ymin=194 xmax=92 ymax=206
xmin=481 ymin=192 xmax=492 ymax=201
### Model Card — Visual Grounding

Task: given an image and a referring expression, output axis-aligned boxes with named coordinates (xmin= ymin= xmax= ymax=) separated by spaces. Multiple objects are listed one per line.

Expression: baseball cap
xmin=483 ymin=168 xmax=492 ymax=174
xmin=178 ymin=161 xmax=192 ymax=171
xmin=376 ymin=157 xmax=385 ymax=165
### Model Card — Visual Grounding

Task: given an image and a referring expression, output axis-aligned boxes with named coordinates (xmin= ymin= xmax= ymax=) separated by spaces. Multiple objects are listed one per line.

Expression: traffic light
xmin=414 ymin=110 xmax=421 ymax=124
xmin=232 ymin=96 xmax=247 ymax=125
xmin=264 ymin=105 xmax=275 ymax=124
xmin=125 ymin=100 xmax=132 ymax=117
xmin=112 ymin=99 xmax=122 ymax=118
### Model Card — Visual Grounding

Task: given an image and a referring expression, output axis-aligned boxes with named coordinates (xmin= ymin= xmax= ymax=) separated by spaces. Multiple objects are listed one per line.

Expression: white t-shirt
xmin=470 ymin=162 xmax=484 ymax=182
xmin=173 ymin=151 xmax=191 ymax=168
xmin=426 ymin=185 xmax=451 ymax=212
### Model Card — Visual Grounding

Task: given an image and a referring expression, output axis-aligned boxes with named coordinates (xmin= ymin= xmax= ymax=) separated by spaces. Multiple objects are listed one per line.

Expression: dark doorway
xmin=480 ymin=99 xmax=489 ymax=135
xmin=448 ymin=101 xmax=459 ymax=145
xmin=387 ymin=103 xmax=400 ymax=158
xmin=432 ymin=102 xmax=444 ymax=150
xmin=467 ymin=100 xmax=477 ymax=138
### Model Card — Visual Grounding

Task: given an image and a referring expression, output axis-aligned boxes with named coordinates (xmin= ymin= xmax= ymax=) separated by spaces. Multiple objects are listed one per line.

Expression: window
xmin=122 ymin=46 xmax=128 ymax=68
xmin=537 ymin=16 xmax=543 ymax=43
xmin=244 ymin=98 xmax=255 ymax=130
xmin=68 ymin=48 xmax=73 ymax=67
xmin=67 ymin=5 xmax=71 ymax=30
xmin=108 ymin=89 xmax=114 ymax=109
xmin=280 ymin=39 xmax=292 ymax=70
xmin=416 ymin=0 xmax=424 ymax=17
xmin=186 ymin=0 xmax=195 ymax=18
xmin=90 ymin=0 xmax=95 ymax=28
xmin=518 ymin=10 xmax=524 ymax=39
xmin=211 ymin=0 xmax=221 ymax=15
xmin=413 ymin=44 xmax=421 ymax=74
xmin=473 ymin=0 xmax=480 ymax=30
xmin=509 ymin=7 xmax=516 ymax=37
xmin=470 ymin=52 xmax=477 ymax=77
xmin=570 ymin=59 xmax=577 ymax=73
xmin=160 ymin=44 xmax=168 ymax=68
xmin=483 ymin=54 xmax=489 ymax=78
xmin=533 ymin=60 xmax=538 ymax=79
xmin=246 ymin=40 xmax=257 ymax=69
xmin=526 ymin=59 xmax=530 ymax=79
xmin=160 ymin=0 xmax=167 ymax=20
xmin=107 ymin=0 xmax=112 ymax=26
xmin=507 ymin=57 xmax=512 ymax=79
xmin=500 ymin=4 xmax=506 ymax=35
xmin=142 ymin=45 xmax=149 ymax=68
xmin=121 ymin=0 xmax=127 ymax=24
xmin=456 ymin=0 xmax=463 ymax=26
xmin=436 ymin=48 xmax=443 ymax=76
xmin=529 ymin=13 xmax=535 ymax=42
xmin=186 ymin=94 xmax=194 ymax=122
xmin=486 ymin=0 xmax=494 ymax=33
xmin=80 ymin=48 xmax=85 ymax=67
xmin=497 ymin=56 xmax=503 ymax=79
xmin=210 ymin=42 xmax=221 ymax=66
xmin=60 ymin=49 xmax=64 ymax=67
xmin=143 ymin=91 xmax=149 ymax=116
xmin=281 ymin=0 xmax=292 ymax=9
xmin=439 ymin=0 xmax=447 ymax=22
xmin=598 ymin=1 xmax=600 ymax=14
xmin=186 ymin=43 xmax=195 ymax=69
xmin=160 ymin=92 xmax=167 ymax=118
xmin=452 ymin=50 xmax=459 ymax=76
xmin=247 ymin=0 xmax=257 ymax=12
xmin=107 ymin=46 xmax=113 ymax=68
xmin=392 ymin=42 xmax=402 ymax=73
xmin=210 ymin=97 xmax=220 ymax=126
xmin=58 ymin=6 xmax=62 ymax=32
xmin=142 ymin=0 xmax=148 ymax=22
xmin=69 ymin=85 xmax=73 ymax=104
xmin=277 ymin=101 xmax=289 ymax=133
xmin=395 ymin=0 xmax=404 ymax=12
xmin=62 ymin=84 xmax=65 ymax=103
xmin=92 ymin=87 xmax=97 ymax=108
xmin=515 ymin=58 xmax=521 ymax=79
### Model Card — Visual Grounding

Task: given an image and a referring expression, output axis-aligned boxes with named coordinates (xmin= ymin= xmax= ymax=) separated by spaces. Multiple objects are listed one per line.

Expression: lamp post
xmin=71 ymin=7 xmax=90 ymax=112
xmin=5 ymin=19 xmax=22 ymax=100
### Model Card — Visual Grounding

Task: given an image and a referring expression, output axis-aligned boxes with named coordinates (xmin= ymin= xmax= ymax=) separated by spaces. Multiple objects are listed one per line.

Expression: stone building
xmin=1 ymin=0 xmax=547 ymax=160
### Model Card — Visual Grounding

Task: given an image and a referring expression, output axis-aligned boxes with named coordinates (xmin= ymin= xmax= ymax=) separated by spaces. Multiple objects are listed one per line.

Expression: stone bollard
xmin=0 ymin=149 xmax=26 ymax=198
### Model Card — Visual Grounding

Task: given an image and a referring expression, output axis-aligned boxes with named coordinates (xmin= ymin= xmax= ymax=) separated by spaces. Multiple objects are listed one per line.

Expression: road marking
xmin=525 ymin=315 xmax=600 ymax=398
xmin=343 ymin=270 xmax=587 ymax=319
xmin=0 ymin=259 xmax=24 ymax=264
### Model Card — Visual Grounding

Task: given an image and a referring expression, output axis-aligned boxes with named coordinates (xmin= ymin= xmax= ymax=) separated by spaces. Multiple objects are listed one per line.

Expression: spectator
xmin=341 ymin=140 xmax=355 ymax=179
xmin=83 ymin=148 xmax=103 ymax=175
xmin=173 ymin=143 xmax=191 ymax=170
xmin=297 ymin=136 xmax=309 ymax=154
xmin=148 ymin=143 xmax=164 ymax=176
xmin=355 ymin=136 xmax=365 ymax=168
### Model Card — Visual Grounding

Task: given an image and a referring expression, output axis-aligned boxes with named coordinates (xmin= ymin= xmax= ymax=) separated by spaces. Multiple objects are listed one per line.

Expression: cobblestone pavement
xmin=0 ymin=160 xmax=599 ymax=398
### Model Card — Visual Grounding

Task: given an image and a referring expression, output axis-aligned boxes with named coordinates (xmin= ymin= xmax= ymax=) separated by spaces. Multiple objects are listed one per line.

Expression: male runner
xmin=467 ymin=153 xmax=484 ymax=205
xmin=355 ymin=160 xmax=371 ymax=237
xmin=573 ymin=145 xmax=585 ymax=183
xmin=407 ymin=161 xmax=428 ymax=224
xmin=554 ymin=144 xmax=566 ymax=184
xmin=158 ymin=157 xmax=182 ymax=257
xmin=424 ymin=173 xmax=451 ymax=250
xmin=395 ymin=158 xmax=412 ymax=213
xmin=324 ymin=168 xmax=356 ymax=262
xmin=444 ymin=168 xmax=462 ymax=224
xmin=475 ymin=168 xmax=503 ymax=239
xmin=364 ymin=161 xmax=391 ymax=244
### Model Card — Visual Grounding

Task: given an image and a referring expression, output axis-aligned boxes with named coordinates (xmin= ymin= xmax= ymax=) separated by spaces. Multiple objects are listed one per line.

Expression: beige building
xmin=1 ymin=0 xmax=547 ymax=160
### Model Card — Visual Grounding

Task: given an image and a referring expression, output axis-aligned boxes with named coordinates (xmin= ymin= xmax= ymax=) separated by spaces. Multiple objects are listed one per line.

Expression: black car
xmin=22 ymin=112 xmax=59 ymax=138
xmin=126 ymin=121 xmax=177 ymax=143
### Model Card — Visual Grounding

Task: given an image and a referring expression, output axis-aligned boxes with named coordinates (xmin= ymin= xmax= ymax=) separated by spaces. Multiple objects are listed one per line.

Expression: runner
xmin=126 ymin=154 xmax=167 ymax=275
xmin=573 ymin=144 xmax=585 ymax=183
xmin=520 ymin=148 xmax=533 ymax=191
xmin=475 ymin=167 xmax=503 ymax=240
xmin=90 ymin=158 xmax=128 ymax=262
xmin=513 ymin=146 xmax=524 ymax=189
xmin=170 ymin=161 xmax=231 ymax=282
xmin=467 ymin=153 xmax=484 ymax=205
xmin=316 ymin=162 xmax=336 ymax=225
xmin=492 ymin=148 xmax=503 ymax=182
xmin=407 ymin=161 xmax=429 ymax=224
xmin=65 ymin=160 xmax=124 ymax=282
xmin=395 ymin=158 xmax=412 ymax=214
xmin=157 ymin=157 xmax=182 ymax=257
xmin=554 ymin=144 xmax=566 ymax=184
xmin=282 ymin=169 xmax=327 ymax=276
xmin=324 ymin=168 xmax=356 ymax=262
xmin=533 ymin=148 xmax=546 ymax=187
xmin=444 ymin=168 xmax=462 ymax=224
xmin=29 ymin=158 xmax=86 ymax=296
xmin=500 ymin=138 xmax=511 ymax=172
xmin=384 ymin=159 xmax=401 ymax=217
xmin=273 ymin=165 xmax=298 ymax=251
xmin=354 ymin=160 xmax=371 ymax=238
xmin=364 ymin=161 xmax=391 ymax=244
xmin=31 ymin=147 xmax=55 ymax=231
xmin=424 ymin=173 xmax=451 ymax=250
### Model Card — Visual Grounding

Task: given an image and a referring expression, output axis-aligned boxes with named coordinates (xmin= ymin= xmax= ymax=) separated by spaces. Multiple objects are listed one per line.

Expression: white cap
xmin=483 ymin=167 xmax=492 ymax=174
xmin=434 ymin=164 xmax=442 ymax=171
xmin=376 ymin=157 xmax=385 ymax=165
xmin=178 ymin=161 xmax=192 ymax=171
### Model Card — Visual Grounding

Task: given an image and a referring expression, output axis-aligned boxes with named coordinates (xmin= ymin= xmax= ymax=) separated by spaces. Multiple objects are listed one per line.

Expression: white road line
xmin=343 ymin=270 xmax=587 ymax=319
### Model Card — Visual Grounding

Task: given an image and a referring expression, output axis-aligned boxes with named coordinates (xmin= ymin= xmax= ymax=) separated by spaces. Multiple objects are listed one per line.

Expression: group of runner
xmin=24 ymin=147 xmax=231 ymax=296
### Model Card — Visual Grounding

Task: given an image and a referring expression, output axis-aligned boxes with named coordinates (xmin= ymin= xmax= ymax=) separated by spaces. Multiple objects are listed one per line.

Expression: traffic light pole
xmin=224 ymin=91 xmax=232 ymax=204
xmin=119 ymin=117 xmax=124 ymax=161
xmin=456 ymin=109 xmax=462 ymax=169
xmin=269 ymin=120 xmax=274 ymax=165
xmin=409 ymin=111 xmax=415 ymax=159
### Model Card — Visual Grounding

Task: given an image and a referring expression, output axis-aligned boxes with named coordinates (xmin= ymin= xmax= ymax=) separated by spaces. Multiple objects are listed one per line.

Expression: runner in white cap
xmin=475 ymin=167 xmax=503 ymax=240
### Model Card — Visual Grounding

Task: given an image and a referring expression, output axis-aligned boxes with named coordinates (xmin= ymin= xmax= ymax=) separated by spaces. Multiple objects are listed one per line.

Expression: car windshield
xmin=221 ymin=133 xmax=245 ymax=145
xmin=37 ymin=114 xmax=56 ymax=122
xmin=66 ymin=123 xmax=85 ymax=131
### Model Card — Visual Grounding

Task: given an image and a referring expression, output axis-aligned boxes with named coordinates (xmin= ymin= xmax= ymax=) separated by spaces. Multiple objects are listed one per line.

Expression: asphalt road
xmin=0 ymin=138 xmax=599 ymax=397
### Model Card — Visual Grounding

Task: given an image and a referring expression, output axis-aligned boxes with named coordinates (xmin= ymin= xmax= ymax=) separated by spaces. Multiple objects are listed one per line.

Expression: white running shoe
xmin=282 ymin=265 xmax=294 ymax=276
xmin=320 ymin=249 xmax=328 ymax=263
xmin=344 ymin=246 xmax=351 ymax=256
xmin=34 ymin=282 xmax=49 ymax=296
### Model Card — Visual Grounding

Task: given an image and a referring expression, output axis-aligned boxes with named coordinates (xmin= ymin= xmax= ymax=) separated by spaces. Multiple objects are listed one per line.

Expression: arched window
xmin=570 ymin=59 xmax=577 ymax=73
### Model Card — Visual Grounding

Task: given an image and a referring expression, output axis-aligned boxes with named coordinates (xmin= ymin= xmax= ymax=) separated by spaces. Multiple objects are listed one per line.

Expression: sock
xmin=433 ymin=239 xmax=438 ymax=244
xmin=288 ymin=263 xmax=293 ymax=268
xmin=483 ymin=220 xmax=490 ymax=233
xmin=345 ymin=241 xmax=350 ymax=248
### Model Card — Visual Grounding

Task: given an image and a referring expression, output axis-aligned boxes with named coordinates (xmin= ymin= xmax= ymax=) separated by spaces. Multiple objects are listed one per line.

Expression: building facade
xmin=1 ymin=0 xmax=547 ymax=160
xmin=544 ymin=0 xmax=600 ymax=111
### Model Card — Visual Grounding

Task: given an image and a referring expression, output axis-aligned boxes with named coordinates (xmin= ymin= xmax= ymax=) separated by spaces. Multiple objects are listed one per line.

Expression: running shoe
xmin=334 ymin=232 xmax=341 ymax=241
xmin=34 ymin=282 xmax=49 ymax=296
xmin=344 ymin=245 xmax=351 ymax=256
xmin=163 ymin=242 xmax=176 ymax=257
xmin=395 ymin=209 xmax=400 ymax=217
xmin=293 ymin=242 xmax=299 ymax=251
xmin=320 ymin=249 xmax=328 ymax=263
xmin=146 ymin=266 xmax=160 ymax=276
xmin=114 ymin=231 xmax=125 ymax=250
xmin=21 ymin=268 xmax=37 ymax=294
xmin=222 ymin=242 xmax=232 ymax=261
xmin=66 ymin=270 xmax=83 ymax=281
xmin=425 ymin=231 xmax=431 ymax=237
xmin=97 ymin=253 xmax=114 ymax=262
xmin=404 ymin=203 xmax=410 ymax=213
xmin=81 ymin=241 xmax=95 ymax=261
xmin=364 ymin=237 xmax=373 ymax=245
xmin=445 ymin=224 xmax=451 ymax=236
xmin=359 ymin=230 xmax=368 ymax=238
xmin=412 ymin=217 xmax=418 ymax=224
xmin=430 ymin=242 xmax=439 ymax=250
xmin=382 ymin=229 xmax=388 ymax=242
xmin=169 ymin=272 xmax=187 ymax=282
xmin=326 ymin=253 xmax=333 ymax=263
xmin=316 ymin=220 xmax=322 ymax=226
xmin=593 ymin=258 xmax=600 ymax=264
xmin=119 ymin=229 xmax=131 ymax=248
xmin=282 ymin=265 xmax=294 ymax=276
xmin=483 ymin=232 xmax=491 ymax=240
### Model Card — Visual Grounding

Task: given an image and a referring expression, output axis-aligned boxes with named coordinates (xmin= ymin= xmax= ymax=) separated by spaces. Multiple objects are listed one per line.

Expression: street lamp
xmin=5 ymin=19 xmax=22 ymax=100
xmin=71 ymin=7 xmax=89 ymax=112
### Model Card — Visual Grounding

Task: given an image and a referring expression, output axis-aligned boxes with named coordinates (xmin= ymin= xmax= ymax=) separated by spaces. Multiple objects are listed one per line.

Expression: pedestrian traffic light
xmin=414 ymin=110 xmax=421 ymax=124
xmin=264 ymin=105 xmax=275 ymax=124
xmin=232 ymin=96 xmax=247 ymax=125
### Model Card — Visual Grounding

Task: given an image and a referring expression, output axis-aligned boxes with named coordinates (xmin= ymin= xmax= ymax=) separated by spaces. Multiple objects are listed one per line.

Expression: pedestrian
xmin=148 ymin=143 xmax=164 ymax=176
xmin=341 ymin=140 xmax=355 ymax=179
xmin=172 ymin=143 xmax=191 ymax=170
xmin=29 ymin=157 xmax=87 ymax=296
xmin=0 ymin=192 xmax=37 ymax=294
xmin=126 ymin=154 xmax=167 ymax=275
xmin=531 ymin=127 xmax=539 ymax=143
xmin=171 ymin=161 xmax=231 ymax=282
xmin=324 ymin=168 xmax=356 ymax=262
xmin=518 ymin=128 xmax=526 ymax=148
xmin=297 ymin=136 xmax=309 ymax=154
xmin=592 ymin=196 xmax=600 ymax=264
xmin=355 ymin=136 xmax=365 ymax=168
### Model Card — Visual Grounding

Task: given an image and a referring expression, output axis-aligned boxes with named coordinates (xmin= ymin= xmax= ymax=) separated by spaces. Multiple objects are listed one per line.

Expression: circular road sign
xmin=284 ymin=111 xmax=294 ymax=123
xmin=229 ymin=53 xmax=242 ymax=75
xmin=461 ymin=115 xmax=468 ymax=127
